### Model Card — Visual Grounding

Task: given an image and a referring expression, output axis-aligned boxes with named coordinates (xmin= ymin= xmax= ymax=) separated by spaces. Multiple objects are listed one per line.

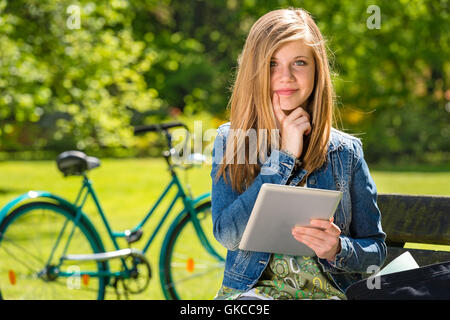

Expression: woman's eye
xmin=270 ymin=60 xmax=306 ymax=68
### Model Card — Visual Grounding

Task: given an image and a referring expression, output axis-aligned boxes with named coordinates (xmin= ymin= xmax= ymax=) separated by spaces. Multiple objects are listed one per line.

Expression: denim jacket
xmin=210 ymin=122 xmax=387 ymax=293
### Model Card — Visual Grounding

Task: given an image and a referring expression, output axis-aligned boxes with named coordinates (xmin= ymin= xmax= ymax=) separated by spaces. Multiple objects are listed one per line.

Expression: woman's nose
xmin=279 ymin=65 xmax=295 ymax=81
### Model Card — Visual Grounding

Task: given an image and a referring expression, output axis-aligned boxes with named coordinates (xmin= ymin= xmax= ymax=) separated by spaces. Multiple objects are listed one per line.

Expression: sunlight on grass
xmin=372 ymin=171 xmax=450 ymax=196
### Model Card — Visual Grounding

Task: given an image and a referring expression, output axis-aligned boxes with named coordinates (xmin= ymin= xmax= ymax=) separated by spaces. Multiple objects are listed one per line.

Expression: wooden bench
xmin=378 ymin=193 xmax=450 ymax=267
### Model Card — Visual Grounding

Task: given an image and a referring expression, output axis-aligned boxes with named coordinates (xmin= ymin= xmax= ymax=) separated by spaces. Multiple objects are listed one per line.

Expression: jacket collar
xmin=327 ymin=128 xmax=343 ymax=154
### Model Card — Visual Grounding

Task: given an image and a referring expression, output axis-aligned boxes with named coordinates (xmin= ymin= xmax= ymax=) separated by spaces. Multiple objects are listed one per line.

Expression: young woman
xmin=210 ymin=8 xmax=386 ymax=300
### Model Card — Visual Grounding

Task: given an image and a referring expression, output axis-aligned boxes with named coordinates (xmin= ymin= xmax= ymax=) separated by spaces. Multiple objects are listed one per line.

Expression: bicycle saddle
xmin=56 ymin=150 xmax=101 ymax=176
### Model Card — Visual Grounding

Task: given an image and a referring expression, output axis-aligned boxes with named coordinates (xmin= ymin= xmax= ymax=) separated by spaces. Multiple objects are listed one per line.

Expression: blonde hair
xmin=215 ymin=7 xmax=335 ymax=193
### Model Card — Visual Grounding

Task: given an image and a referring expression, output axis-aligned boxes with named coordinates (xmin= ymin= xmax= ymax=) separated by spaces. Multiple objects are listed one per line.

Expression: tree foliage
xmin=0 ymin=0 xmax=448 ymax=164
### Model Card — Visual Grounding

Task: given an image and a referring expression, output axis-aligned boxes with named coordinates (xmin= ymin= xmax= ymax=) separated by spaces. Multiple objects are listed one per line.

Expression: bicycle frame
xmin=0 ymin=169 xmax=216 ymax=279
xmin=75 ymin=172 xmax=211 ymax=257
xmin=0 ymin=124 xmax=224 ymax=298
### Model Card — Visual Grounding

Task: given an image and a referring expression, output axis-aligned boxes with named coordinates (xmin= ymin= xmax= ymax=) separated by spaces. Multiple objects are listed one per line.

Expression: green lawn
xmin=0 ymin=158 xmax=219 ymax=300
xmin=0 ymin=158 xmax=449 ymax=299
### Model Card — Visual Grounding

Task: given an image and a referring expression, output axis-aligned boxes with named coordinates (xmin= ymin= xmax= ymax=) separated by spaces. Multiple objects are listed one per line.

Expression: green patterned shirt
xmin=215 ymin=254 xmax=346 ymax=300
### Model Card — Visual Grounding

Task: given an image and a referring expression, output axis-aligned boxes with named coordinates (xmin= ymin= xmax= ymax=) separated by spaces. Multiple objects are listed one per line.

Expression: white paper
xmin=378 ymin=251 xmax=420 ymax=276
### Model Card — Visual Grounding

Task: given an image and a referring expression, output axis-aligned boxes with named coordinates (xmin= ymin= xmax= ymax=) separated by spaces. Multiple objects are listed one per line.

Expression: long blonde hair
xmin=215 ymin=8 xmax=335 ymax=193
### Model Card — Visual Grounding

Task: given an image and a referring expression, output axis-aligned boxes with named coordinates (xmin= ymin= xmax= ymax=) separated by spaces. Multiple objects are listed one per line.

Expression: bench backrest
xmin=378 ymin=194 xmax=450 ymax=266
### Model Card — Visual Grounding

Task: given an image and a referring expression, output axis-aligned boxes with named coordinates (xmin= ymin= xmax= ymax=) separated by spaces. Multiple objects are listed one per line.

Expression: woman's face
xmin=270 ymin=40 xmax=315 ymax=115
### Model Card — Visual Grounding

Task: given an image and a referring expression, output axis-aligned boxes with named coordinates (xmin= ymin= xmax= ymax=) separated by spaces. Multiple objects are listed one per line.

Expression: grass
xmin=0 ymin=158 xmax=449 ymax=299
xmin=370 ymin=171 xmax=450 ymax=195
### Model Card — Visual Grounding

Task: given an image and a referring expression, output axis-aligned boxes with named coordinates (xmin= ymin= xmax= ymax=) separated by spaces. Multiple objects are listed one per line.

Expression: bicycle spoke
xmin=1 ymin=234 xmax=46 ymax=268
xmin=172 ymin=252 xmax=221 ymax=265
xmin=1 ymin=245 xmax=40 ymax=275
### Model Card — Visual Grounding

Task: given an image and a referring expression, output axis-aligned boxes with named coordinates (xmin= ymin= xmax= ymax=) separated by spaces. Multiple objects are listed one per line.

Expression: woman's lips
xmin=275 ymin=89 xmax=298 ymax=96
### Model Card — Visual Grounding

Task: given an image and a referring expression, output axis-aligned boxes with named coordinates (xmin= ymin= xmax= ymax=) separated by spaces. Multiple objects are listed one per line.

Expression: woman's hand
xmin=272 ymin=92 xmax=311 ymax=159
xmin=291 ymin=218 xmax=341 ymax=262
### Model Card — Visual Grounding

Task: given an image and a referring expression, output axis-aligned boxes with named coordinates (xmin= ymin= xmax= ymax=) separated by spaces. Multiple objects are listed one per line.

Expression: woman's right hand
xmin=272 ymin=92 xmax=312 ymax=159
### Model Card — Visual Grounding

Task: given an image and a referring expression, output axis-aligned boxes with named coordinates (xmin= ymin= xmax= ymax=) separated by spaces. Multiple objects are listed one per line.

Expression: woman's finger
xmin=286 ymin=106 xmax=310 ymax=122
xmin=292 ymin=226 xmax=337 ymax=245
xmin=292 ymin=232 xmax=323 ymax=250
xmin=292 ymin=227 xmax=340 ymax=260
xmin=272 ymin=92 xmax=285 ymax=124
xmin=292 ymin=226 xmax=326 ymax=239
xmin=294 ymin=121 xmax=312 ymax=136
xmin=310 ymin=219 xmax=341 ymax=236
xmin=309 ymin=219 xmax=332 ymax=229
xmin=292 ymin=115 xmax=311 ymax=127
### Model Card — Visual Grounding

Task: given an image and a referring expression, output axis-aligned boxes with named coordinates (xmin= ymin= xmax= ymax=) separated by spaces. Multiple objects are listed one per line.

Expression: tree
xmin=1 ymin=0 xmax=448 ymax=164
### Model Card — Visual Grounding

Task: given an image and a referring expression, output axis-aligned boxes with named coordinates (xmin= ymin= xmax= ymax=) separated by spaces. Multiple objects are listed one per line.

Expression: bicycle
xmin=0 ymin=122 xmax=225 ymax=300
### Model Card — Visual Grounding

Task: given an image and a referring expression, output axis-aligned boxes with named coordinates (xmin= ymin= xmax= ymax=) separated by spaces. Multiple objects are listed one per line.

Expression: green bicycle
xmin=0 ymin=122 xmax=225 ymax=300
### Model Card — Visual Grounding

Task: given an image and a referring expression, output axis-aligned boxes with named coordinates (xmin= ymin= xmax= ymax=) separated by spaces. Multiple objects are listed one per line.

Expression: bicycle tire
xmin=160 ymin=201 xmax=226 ymax=300
xmin=0 ymin=201 xmax=108 ymax=300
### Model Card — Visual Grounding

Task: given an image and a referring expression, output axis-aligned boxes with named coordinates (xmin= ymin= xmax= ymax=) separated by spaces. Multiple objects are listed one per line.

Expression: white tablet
xmin=239 ymin=183 xmax=342 ymax=257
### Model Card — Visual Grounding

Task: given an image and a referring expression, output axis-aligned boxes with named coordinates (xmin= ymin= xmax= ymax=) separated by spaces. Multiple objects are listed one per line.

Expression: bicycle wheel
xmin=160 ymin=201 xmax=226 ymax=300
xmin=0 ymin=201 xmax=108 ymax=300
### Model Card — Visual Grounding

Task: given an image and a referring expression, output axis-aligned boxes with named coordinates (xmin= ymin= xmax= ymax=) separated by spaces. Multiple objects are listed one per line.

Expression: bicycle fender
xmin=178 ymin=191 xmax=211 ymax=224
xmin=0 ymin=191 xmax=71 ymax=224
xmin=191 ymin=192 xmax=211 ymax=207
xmin=0 ymin=190 xmax=111 ymax=288
xmin=0 ymin=191 xmax=103 ymax=251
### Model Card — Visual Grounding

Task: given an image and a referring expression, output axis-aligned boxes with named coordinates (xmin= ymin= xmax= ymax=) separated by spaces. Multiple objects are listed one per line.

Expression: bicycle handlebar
xmin=133 ymin=122 xmax=194 ymax=173
xmin=133 ymin=122 xmax=188 ymax=135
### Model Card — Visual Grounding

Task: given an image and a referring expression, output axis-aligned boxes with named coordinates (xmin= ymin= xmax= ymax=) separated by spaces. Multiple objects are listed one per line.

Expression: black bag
xmin=345 ymin=261 xmax=450 ymax=300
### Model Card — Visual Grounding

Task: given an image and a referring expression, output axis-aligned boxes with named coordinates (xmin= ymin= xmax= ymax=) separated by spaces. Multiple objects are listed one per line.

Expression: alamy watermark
xmin=366 ymin=5 xmax=381 ymax=29
xmin=366 ymin=265 xmax=382 ymax=290
xmin=66 ymin=265 xmax=81 ymax=289
xmin=169 ymin=121 xmax=282 ymax=172
xmin=66 ymin=4 xmax=81 ymax=29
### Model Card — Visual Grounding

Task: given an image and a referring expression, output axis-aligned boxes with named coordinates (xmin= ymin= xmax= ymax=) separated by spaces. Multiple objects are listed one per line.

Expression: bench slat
xmin=378 ymin=194 xmax=450 ymax=245
xmin=384 ymin=247 xmax=450 ymax=267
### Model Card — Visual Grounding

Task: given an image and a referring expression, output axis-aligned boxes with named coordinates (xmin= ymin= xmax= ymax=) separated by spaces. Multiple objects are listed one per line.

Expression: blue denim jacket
xmin=210 ymin=122 xmax=387 ymax=293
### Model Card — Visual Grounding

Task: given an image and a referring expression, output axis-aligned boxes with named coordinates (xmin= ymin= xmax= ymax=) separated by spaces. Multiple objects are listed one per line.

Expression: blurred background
xmin=0 ymin=0 xmax=449 ymax=300
xmin=0 ymin=0 xmax=448 ymax=166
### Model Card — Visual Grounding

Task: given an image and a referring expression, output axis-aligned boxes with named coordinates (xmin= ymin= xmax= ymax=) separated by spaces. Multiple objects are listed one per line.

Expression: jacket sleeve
xmin=319 ymin=139 xmax=387 ymax=273
xmin=210 ymin=128 xmax=296 ymax=251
